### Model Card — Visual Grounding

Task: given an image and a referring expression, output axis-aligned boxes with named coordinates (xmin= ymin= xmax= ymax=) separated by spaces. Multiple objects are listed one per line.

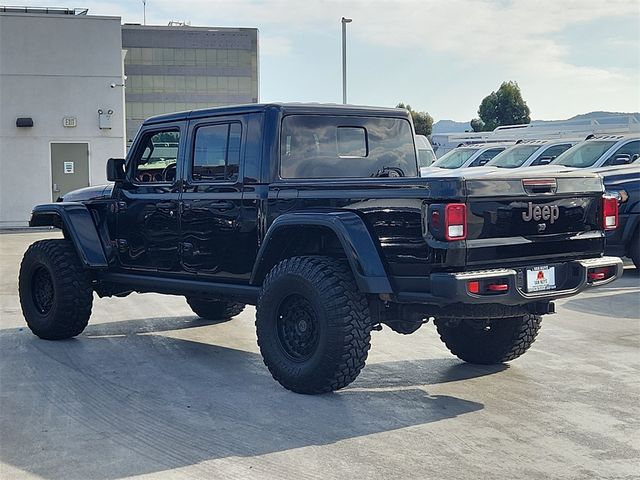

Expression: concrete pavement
xmin=1 ymin=231 xmax=638 ymax=479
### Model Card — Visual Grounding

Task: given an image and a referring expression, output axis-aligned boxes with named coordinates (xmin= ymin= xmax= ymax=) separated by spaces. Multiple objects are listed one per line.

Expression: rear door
xmin=179 ymin=115 xmax=246 ymax=279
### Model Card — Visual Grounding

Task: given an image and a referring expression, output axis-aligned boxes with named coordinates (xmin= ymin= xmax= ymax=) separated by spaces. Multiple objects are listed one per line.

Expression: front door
xmin=50 ymin=143 xmax=89 ymax=200
xmin=180 ymin=117 xmax=245 ymax=279
xmin=115 ymin=124 xmax=184 ymax=271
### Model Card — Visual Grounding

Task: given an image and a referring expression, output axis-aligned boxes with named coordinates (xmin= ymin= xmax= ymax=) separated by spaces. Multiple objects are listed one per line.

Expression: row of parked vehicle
xmin=418 ymin=133 xmax=640 ymax=269
xmin=419 ymin=134 xmax=639 ymax=173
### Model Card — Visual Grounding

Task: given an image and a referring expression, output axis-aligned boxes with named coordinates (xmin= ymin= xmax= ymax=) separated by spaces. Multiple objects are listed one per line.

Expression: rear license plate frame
xmin=526 ymin=265 xmax=557 ymax=292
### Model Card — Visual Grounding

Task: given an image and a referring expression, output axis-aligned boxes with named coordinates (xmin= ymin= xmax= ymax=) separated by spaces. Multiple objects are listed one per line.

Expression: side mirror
xmin=610 ymin=154 xmax=631 ymax=166
xmin=106 ymin=158 xmax=126 ymax=182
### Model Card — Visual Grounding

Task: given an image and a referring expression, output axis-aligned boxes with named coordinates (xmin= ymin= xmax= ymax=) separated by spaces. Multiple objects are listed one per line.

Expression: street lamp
xmin=341 ymin=17 xmax=352 ymax=104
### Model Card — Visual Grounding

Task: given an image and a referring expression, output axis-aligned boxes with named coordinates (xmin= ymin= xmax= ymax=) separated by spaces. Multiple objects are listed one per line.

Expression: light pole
xmin=341 ymin=17 xmax=352 ymax=104
xmin=142 ymin=0 xmax=146 ymax=25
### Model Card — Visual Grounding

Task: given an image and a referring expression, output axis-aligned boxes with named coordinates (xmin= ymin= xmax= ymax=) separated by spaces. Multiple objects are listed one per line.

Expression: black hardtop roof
xmin=143 ymin=103 xmax=410 ymax=126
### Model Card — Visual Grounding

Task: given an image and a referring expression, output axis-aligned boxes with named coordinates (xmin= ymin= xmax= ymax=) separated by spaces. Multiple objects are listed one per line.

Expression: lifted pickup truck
xmin=20 ymin=103 xmax=623 ymax=394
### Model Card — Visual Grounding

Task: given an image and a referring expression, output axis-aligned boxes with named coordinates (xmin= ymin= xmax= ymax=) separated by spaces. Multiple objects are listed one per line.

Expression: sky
xmin=20 ymin=0 xmax=640 ymax=122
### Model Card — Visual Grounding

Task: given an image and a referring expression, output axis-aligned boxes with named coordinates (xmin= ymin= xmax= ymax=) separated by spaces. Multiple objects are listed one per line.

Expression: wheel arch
xmin=29 ymin=203 xmax=108 ymax=269
xmin=250 ymin=211 xmax=393 ymax=294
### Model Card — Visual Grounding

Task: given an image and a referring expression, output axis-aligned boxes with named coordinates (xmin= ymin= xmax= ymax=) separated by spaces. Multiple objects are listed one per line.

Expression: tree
xmin=470 ymin=81 xmax=531 ymax=132
xmin=396 ymin=103 xmax=434 ymax=136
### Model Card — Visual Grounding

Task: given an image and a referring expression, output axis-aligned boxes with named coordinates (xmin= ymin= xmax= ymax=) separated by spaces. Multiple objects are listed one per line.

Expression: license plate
xmin=526 ymin=266 xmax=556 ymax=292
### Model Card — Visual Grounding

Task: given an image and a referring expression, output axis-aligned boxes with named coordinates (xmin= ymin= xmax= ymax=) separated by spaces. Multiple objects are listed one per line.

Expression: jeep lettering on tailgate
xmin=522 ymin=202 xmax=560 ymax=224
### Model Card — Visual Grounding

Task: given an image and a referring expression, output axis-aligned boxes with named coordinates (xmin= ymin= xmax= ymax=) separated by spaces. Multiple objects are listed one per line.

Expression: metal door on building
xmin=50 ymin=143 xmax=89 ymax=200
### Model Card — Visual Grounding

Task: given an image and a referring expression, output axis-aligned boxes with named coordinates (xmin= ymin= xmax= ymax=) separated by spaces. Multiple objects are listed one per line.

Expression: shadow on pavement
xmin=561 ymin=268 xmax=640 ymax=319
xmin=0 ymin=317 xmax=486 ymax=480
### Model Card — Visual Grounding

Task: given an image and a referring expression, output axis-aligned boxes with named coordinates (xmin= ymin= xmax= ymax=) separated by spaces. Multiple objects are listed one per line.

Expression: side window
xmin=471 ymin=148 xmax=503 ymax=167
xmin=604 ymin=141 xmax=640 ymax=166
xmin=132 ymin=130 xmax=180 ymax=183
xmin=531 ymin=144 xmax=572 ymax=166
xmin=192 ymin=123 xmax=241 ymax=182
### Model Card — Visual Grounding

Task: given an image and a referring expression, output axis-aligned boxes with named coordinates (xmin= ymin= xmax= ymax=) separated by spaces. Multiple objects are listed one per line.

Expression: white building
xmin=0 ymin=8 xmax=125 ymax=227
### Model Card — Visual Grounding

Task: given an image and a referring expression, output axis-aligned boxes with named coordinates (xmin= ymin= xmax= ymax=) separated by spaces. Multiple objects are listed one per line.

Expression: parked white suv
xmin=423 ymin=143 xmax=512 ymax=174
xmin=486 ymin=139 xmax=578 ymax=169
xmin=415 ymin=134 xmax=436 ymax=169
xmin=552 ymin=135 xmax=640 ymax=169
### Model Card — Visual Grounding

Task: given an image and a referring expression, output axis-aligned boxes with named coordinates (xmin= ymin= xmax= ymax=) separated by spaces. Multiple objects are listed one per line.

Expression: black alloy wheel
xmin=276 ymin=294 xmax=320 ymax=362
xmin=31 ymin=266 xmax=55 ymax=315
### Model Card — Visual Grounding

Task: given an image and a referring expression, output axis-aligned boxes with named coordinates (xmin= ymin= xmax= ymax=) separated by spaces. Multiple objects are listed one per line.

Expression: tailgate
xmin=464 ymin=170 xmax=604 ymax=266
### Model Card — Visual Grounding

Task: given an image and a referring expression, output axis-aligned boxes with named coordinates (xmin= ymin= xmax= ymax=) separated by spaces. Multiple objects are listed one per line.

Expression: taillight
xmin=445 ymin=203 xmax=467 ymax=240
xmin=428 ymin=203 xmax=467 ymax=241
xmin=602 ymin=195 xmax=618 ymax=230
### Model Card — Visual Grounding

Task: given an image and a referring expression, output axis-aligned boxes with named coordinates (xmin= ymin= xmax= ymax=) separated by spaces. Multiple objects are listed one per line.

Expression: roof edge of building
xmin=0 ymin=11 xmax=121 ymax=21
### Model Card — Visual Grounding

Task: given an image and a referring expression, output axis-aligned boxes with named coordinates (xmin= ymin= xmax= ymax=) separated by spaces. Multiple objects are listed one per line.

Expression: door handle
xmin=156 ymin=201 xmax=176 ymax=209
xmin=52 ymin=184 xmax=60 ymax=193
xmin=208 ymin=201 xmax=235 ymax=211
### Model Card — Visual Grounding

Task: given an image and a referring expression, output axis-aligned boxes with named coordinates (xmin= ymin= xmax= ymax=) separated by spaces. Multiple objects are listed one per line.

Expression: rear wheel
xmin=435 ymin=314 xmax=542 ymax=365
xmin=19 ymin=239 xmax=93 ymax=340
xmin=256 ymin=256 xmax=373 ymax=394
xmin=186 ymin=297 xmax=245 ymax=321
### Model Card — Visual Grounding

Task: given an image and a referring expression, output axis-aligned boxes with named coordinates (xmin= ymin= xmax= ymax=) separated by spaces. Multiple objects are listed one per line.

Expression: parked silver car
xmin=486 ymin=139 xmax=577 ymax=169
xmin=423 ymin=143 xmax=512 ymax=174
xmin=552 ymin=135 xmax=640 ymax=169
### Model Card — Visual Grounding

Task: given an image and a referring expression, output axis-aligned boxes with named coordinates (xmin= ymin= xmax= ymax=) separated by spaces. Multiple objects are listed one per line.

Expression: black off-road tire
xmin=435 ymin=314 xmax=542 ymax=365
xmin=256 ymin=256 xmax=373 ymax=394
xmin=186 ymin=297 xmax=245 ymax=321
xmin=19 ymin=239 xmax=93 ymax=340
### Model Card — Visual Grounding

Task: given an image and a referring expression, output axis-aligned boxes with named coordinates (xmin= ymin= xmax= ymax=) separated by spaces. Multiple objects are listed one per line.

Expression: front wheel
xmin=435 ymin=314 xmax=542 ymax=365
xmin=256 ymin=256 xmax=373 ymax=394
xmin=19 ymin=239 xmax=93 ymax=340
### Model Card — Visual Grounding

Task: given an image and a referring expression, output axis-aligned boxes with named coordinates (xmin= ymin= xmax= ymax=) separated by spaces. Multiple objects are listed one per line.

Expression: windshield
xmin=417 ymin=148 xmax=435 ymax=168
xmin=553 ymin=141 xmax=617 ymax=168
xmin=431 ymin=148 xmax=478 ymax=169
xmin=488 ymin=145 xmax=540 ymax=168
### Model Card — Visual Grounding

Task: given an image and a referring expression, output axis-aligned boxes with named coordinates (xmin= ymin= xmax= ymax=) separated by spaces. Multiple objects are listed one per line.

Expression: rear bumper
xmin=395 ymin=256 xmax=623 ymax=306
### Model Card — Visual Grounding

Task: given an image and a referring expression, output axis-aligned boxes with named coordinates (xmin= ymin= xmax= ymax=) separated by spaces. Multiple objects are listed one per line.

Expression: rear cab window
xmin=280 ymin=115 xmax=417 ymax=178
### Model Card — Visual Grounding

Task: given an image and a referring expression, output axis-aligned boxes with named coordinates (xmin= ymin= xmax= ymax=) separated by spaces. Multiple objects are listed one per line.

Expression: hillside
xmin=433 ymin=111 xmax=639 ymax=134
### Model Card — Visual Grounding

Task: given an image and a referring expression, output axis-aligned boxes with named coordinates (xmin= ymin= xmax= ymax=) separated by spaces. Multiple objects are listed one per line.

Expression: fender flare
xmin=250 ymin=211 xmax=393 ymax=294
xmin=29 ymin=203 xmax=108 ymax=268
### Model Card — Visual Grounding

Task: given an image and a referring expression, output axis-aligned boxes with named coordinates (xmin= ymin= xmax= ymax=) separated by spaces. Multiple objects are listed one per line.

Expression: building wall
xmin=0 ymin=12 xmax=125 ymax=227
xmin=122 ymin=25 xmax=259 ymax=143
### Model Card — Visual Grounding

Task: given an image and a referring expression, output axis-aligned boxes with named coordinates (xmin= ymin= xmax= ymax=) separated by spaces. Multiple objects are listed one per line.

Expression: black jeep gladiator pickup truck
xmin=20 ymin=103 xmax=623 ymax=394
